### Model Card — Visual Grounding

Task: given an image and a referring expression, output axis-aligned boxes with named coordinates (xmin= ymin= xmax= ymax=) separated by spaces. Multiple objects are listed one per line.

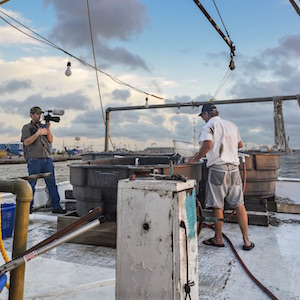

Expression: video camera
xmin=43 ymin=109 xmax=65 ymax=123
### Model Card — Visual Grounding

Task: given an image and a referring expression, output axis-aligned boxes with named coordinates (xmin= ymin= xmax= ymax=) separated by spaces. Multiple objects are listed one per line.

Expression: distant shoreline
xmin=0 ymin=155 xmax=82 ymax=164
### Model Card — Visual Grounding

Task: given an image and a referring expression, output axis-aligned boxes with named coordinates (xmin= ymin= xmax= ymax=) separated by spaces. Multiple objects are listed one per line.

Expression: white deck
xmin=0 ymin=210 xmax=299 ymax=299
xmin=0 ymin=178 xmax=299 ymax=299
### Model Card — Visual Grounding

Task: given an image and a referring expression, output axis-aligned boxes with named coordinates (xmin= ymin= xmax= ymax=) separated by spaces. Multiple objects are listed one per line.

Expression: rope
xmin=210 ymin=68 xmax=232 ymax=101
xmin=86 ymin=0 xmax=114 ymax=150
xmin=86 ymin=0 xmax=105 ymax=125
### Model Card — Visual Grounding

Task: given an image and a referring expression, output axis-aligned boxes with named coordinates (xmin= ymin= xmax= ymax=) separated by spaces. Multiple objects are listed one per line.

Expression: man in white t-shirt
xmin=186 ymin=103 xmax=254 ymax=251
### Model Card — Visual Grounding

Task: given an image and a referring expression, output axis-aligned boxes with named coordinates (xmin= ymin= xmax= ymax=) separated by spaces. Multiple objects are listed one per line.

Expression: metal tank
xmin=69 ymin=151 xmax=279 ymax=220
xmin=69 ymin=154 xmax=203 ymax=220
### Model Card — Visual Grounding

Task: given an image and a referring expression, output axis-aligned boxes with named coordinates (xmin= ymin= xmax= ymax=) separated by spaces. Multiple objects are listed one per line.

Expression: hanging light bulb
xmin=145 ymin=97 xmax=149 ymax=108
xmin=177 ymin=106 xmax=180 ymax=114
xmin=65 ymin=61 xmax=72 ymax=76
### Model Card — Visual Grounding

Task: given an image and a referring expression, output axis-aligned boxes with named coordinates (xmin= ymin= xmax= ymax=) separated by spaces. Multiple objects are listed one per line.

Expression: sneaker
xmin=52 ymin=206 xmax=67 ymax=214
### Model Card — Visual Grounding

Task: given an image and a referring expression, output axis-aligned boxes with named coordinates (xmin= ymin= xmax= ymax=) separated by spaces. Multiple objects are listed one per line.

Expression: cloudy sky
xmin=0 ymin=0 xmax=299 ymax=152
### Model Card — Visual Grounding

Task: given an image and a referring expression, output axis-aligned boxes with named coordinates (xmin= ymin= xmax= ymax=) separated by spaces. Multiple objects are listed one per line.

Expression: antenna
xmin=193 ymin=119 xmax=196 ymax=146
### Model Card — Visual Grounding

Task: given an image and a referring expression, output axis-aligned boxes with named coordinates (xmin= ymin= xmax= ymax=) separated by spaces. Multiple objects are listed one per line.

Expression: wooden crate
xmin=202 ymin=209 xmax=269 ymax=226
xmin=57 ymin=211 xmax=117 ymax=248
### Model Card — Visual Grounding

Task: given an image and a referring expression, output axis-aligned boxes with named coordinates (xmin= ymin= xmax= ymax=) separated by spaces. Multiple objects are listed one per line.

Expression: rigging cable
xmin=192 ymin=0 xmax=235 ymax=102
xmin=212 ymin=0 xmax=232 ymax=43
xmin=0 ymin=8 xmax=227 ymax=115
xmin=0 ymin=9 xmax=164 ymax=101
xmin=86 ymin=0 xmax=114 ymax=150
xmin=86 ymin=0 xmax=105 ymax=124
xmin=0 ymin=8 xmax=228 ymax=112
xmin=209 ymin=68 xmax=232 ymax=101
xmin=192 ymin=0 xmax=235 ymax=70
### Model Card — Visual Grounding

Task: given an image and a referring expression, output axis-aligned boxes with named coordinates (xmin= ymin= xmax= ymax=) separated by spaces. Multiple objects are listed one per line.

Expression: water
xmin=0 ymin=152 xmax=299 ymax=185
xmin=0 ymin=160 xmax=77 ymax=187
xmin=278 ymin=150 xmax=300 ymax=179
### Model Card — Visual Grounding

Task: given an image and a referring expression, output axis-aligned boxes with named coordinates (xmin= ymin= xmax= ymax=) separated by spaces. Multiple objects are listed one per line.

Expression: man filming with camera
xmin=21 ymin=106 xmax=66 ymax=214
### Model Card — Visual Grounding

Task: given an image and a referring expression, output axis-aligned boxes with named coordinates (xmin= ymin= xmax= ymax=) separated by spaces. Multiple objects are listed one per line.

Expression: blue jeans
xmin=27 ymin=158 xmax=61 ymax=211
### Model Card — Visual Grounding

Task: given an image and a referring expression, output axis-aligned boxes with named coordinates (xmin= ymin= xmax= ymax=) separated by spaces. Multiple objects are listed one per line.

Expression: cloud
xmin=45 ymin=0 xmax=150 ymax=71
xmin=227 ymin=34 xmax=300 ymax=98
xmin=0 ymin=91 xmax=92 ymax=117
xmin=263 ymin=34 xmax=300 ymax=58
xmin=0 ymin=79 xmax=32 ymax=94
xmin=53 ymin=108 xmax=105 ymax=139
xmin=112 ymin=89 xmax=131 ymax=102
xmin=0 ymin=121 xmax=20 ymax=137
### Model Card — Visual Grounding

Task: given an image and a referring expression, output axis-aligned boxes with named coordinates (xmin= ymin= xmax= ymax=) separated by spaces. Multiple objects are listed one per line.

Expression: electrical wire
xmin=0 ymin=9 xmax=164 ymax=101
xmin=0 ymin=8 xmax=232 ymax=114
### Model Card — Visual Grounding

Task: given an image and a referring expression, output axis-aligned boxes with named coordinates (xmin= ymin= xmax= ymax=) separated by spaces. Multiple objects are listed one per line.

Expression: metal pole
xmin=0 ymin=217 xmax=105 ymax=278
xmin=0 ymin=0 xmax=10 ymax=5
xmin=192 ymin=0 xmax=234 ymax=52
xmin=289 ymin=0 xmax=300 ymax=16
xmin=104 ymin=94 xmax=299 ymax=152
xmin=0 ymin=179 xmax=33 ymax=300
xmin=105 ymin=109 xmax=110 ymax=153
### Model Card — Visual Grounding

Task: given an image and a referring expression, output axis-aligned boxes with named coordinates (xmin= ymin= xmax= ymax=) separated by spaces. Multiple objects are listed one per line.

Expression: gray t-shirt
xmin=21 ymin=122 xmax=51 ymax=161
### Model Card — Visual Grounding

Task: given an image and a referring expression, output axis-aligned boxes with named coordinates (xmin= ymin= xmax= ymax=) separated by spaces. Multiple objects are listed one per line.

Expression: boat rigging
xmin=192 ymin=0 xmax=236 ymax=70
xmin=289 ymin=0 xmax=300 ymax=16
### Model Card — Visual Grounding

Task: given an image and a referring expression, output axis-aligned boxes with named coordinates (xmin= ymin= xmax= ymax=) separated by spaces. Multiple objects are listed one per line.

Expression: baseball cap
xmin=199 ymin=103 xmax=217 ymax=116
xmin=30 ymin=106 xmax=43 ymax=114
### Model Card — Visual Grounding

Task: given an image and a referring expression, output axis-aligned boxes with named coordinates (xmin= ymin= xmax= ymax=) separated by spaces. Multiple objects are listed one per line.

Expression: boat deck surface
xmin=0 ymin=211 xmax=299 ymax=300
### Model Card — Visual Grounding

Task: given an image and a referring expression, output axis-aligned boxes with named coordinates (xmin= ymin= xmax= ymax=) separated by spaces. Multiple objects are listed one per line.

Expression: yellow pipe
xmin=0 ymin=179 xmax=32 ymax=300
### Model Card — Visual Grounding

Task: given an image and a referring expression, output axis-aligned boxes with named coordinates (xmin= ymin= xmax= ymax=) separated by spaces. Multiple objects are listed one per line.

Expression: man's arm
xmin=45 ymin=122 xmax=53 ymax=144
xmin=185 ymin=140 xmax=213 ymax=164
xmin=23 ymin=127 xmax=48 ymax=147
xmin=238 ymin=140 xmax=243 ymax=149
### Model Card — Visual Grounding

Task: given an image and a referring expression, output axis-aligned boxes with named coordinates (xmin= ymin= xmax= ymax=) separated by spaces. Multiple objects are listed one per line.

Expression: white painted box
xmin=116 ymin=178 xmax=198 ymax=299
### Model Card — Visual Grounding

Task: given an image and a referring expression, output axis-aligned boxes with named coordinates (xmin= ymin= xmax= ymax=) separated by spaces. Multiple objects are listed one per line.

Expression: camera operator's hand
xmin=45 ymin=121 xmax=53 ymax=143
xmin=37 ymin=128 xmax=48 ymax=136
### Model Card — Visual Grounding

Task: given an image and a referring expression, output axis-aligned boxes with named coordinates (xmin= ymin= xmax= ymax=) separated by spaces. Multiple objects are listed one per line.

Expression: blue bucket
xmin=1 ymin=203 xmax=16 ymax=238
xmin=0 ymin=274 xmax=7 ymax=291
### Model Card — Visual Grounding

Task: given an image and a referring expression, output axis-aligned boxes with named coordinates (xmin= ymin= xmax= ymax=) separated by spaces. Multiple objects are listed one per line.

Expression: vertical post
xmin=9 ymin=179 xmax=32 ymax=300
xmin=105 ymin=109 xmax=110 ymax=153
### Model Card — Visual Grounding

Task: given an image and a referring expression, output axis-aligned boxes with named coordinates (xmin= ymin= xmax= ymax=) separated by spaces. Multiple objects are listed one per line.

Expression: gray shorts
xmin=205 ymin=164 xmax=244 ymax=210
